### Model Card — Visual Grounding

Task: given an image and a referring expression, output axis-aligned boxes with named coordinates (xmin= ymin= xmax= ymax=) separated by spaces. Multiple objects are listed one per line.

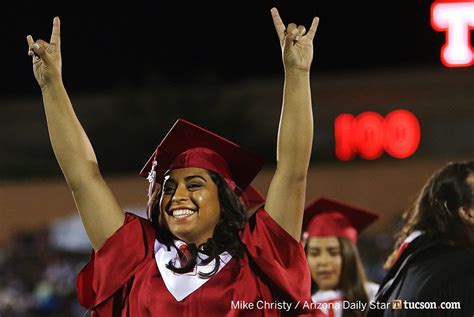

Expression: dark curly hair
xmin=385 ymin=160 xmax=474 ymax=269
xmin=150 ymin=170 xmax=247 ymax=278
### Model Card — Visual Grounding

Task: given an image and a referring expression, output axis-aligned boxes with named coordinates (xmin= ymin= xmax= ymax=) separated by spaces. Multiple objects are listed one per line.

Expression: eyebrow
xmin=308 ymin=246 xmax=340 ymax=251
xmin=184 ymin=175 xmax=207 ymax=182
xmin=164 ymin=175 xmax=208 ymax=183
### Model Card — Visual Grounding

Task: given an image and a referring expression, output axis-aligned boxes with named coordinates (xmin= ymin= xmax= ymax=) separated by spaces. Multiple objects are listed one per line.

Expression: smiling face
xmin=159 ymin=167 xmax=221 ymax=245
xmin=306 ymin=236 xmax=342 ymax=291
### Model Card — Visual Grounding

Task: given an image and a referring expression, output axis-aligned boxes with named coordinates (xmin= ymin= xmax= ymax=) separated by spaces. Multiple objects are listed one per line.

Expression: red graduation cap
xmin=139 ymin=119 xmax=264 ymax=198
xmin=242 ymin=185 xmax=265 ymax=217
xmin=302 ymin=197 xmax=379 ymax=243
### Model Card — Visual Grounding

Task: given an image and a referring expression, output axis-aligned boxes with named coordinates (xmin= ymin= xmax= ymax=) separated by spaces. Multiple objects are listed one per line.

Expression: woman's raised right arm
xmin=27 ymin=17 xmax=125 ymax=250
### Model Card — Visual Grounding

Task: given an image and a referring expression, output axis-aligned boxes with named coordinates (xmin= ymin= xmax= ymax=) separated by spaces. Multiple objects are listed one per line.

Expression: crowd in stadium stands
xmin=0 ymin=230 xmax=87 ymax=317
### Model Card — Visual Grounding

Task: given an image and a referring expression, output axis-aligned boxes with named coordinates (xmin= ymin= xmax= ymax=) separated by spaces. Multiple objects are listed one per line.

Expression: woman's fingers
xmin=50 ymin=16 xmax=61 ymax=46
xmin=271 ymin=7 xmax=286 ymax=42
xmin=271 ymin=8 xmax=317 ymax=45
xmin=33 ymin=39 xmax=47 ymax=55
xmin=26 ymin=35 xmax=34 ymax=46
xmin=27 ymin=16 xmax=61 ymax=59
xmin=26 ymin=35 xmax=35 ymax=56
xmin=305 ymin=17 xmax=320 ymax=41
xmin=287 ymin=23 xmax=297 ymax=34
xmin=298 ymin=25 xmax=306 ymax=36
xmin=29 ymin=39 xmax=52 ymax=64
xmin=30 ymin=41 xmax=44 ymax=61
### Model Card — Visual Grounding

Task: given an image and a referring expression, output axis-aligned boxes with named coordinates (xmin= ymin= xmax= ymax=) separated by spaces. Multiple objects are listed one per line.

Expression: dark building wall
xmin=2 ymin=66 xmax=473 ymax=179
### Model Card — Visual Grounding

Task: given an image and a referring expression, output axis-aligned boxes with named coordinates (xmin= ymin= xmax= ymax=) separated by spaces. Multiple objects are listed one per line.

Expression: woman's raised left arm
xmin=265 ymin=8 xmax=319 ymax=240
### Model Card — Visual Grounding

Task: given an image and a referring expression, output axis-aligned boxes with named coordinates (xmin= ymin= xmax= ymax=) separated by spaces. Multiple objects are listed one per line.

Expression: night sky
xmin=5 ymin=1 xmax=444 ymax=98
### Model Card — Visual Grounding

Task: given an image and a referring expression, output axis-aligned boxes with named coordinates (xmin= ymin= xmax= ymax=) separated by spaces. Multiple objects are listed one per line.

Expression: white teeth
xmin=172 ymin=209 xmax=195 ymax=218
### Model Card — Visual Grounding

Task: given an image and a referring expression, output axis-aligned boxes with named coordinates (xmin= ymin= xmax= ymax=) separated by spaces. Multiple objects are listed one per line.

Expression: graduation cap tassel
xmin=146 ymin=158 xmax=158 ymax=220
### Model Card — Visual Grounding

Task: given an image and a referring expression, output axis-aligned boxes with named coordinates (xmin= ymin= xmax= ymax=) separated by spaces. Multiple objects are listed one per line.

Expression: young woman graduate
xmin=26 ymin=7 xmax=320 ymax=316
xmin=301 ymin=197 xmax=380 ymax=317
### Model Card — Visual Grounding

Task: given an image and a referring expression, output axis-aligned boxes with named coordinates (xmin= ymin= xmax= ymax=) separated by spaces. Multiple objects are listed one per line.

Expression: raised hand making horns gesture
xmin=26 ymin=17 xmax=62 ymax=89
xmin=271 ymin=7 xmax=319 ymax=73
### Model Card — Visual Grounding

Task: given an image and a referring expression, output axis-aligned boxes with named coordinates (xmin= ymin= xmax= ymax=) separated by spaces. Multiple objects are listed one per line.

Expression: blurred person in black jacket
xmin=367 ymin=160 xmax=474 ymax=317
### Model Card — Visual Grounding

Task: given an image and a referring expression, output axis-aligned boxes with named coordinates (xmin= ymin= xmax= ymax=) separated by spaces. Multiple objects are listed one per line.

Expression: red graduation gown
xmin=77 ymin=208 xmax=314 ymax=316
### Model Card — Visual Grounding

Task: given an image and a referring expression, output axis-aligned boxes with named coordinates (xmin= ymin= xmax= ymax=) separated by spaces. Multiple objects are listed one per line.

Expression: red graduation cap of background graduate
xmin=302 ymin=197 xmax=379 ymax=244
xmin=139 ymin=119 xmax=264 ymax=200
